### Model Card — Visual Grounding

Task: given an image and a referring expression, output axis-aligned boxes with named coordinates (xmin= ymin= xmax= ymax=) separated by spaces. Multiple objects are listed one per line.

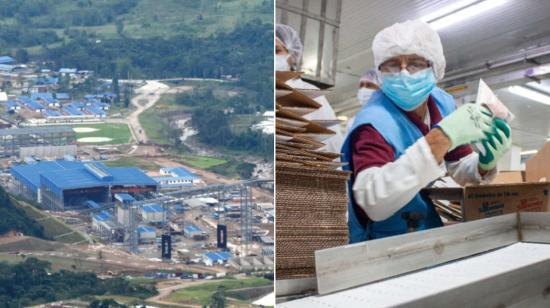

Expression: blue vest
xmin=341 ymin=87 xmax=455 ymax=243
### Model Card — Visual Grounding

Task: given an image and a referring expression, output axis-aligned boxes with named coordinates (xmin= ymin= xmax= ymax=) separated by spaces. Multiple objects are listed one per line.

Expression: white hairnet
xmin=359 ymin=69 xmax=380 ymax=86
xmin=276 ymin=24 xmax=303 ymax=69
xmin=372 ymin=20 xmax=446 ymax=80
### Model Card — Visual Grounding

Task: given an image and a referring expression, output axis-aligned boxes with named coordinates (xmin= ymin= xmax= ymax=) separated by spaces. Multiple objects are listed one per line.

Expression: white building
xmin=140 ymin=203 xmax=166 ymax=223
xmin=137 ymin=226 xmax=156 ymax=244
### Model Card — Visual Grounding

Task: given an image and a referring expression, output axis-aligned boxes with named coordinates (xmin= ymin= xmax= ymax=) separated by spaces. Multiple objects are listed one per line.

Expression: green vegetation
xmin=0 ymin=258 xmax=157 ymax=307
xmin=104 ymin=156 xmax=160 ymax=171
xmin=71 ymin=123 xmax=132 ymax=144
xmin=0 ymin=0 xmax=271 ymax=51
xmin=16 ymin=201 xmax=87 ymax=244
xmin=90 ymin=299 xmax=127 ymax=308
xmin=178 ymin=154 xmax=228 ymax=169
xmin=0 ymin=186 xmax=45 ymax=238
xmin=167 ymin=277 xmax=272 ymax=306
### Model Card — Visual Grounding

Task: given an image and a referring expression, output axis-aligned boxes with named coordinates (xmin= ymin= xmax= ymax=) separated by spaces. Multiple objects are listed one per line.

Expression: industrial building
xmin=0 ymin=126 xmax=76 ymax=158
xmin=92 ymin=210 xmax=116 ymax=239
xmin=184 ymin=225 xmax=208 ymax=240
xmin=202 ymin=251 xmax=232 ymax=266
xmin=153 ymin=167 xmax=201 ymax=189
xmin=140 ymin=203 xmax=166 ymax=223
xmin=137 ymin=226 xmax=156 ymax=244
xmin=115 ymin=193 xmax=136 ymax=226
xmin=11 ymin=160 xmax=158 ymax=210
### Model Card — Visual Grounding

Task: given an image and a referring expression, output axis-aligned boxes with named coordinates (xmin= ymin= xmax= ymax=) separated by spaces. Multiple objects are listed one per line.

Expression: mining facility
xmin=6 ymin=153 xmax=274 ymax=272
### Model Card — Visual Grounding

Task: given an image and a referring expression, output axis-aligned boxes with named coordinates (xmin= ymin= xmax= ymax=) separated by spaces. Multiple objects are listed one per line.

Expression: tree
xmin=112 ymin=74 xmax=120 ymax=105
xmin=236 ymin=162 xmax=255 ymax=179
xmin=15 ymin=48 xmax=28 ymax=63
xmin=210 ymin=286 xmax=226 ymax=308
xmin=115 ymin=19 xmax=124 ymax=36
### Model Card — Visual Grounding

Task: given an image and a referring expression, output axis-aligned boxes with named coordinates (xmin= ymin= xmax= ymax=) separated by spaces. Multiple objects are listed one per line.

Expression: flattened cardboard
xmin=276 ymin=89 xmax=293 ymax=98
xmin=277 ymin=90 xmax=322 ymax=109
xmin=311 ymin=119 xmax=343 ymax=128
xmin=277 ymin=105 xmax=318 ymax=117
xmin=276 ymin=117 xmax=308 ymax=128
xmin=276 ymin=71 xmax=303 ymax=84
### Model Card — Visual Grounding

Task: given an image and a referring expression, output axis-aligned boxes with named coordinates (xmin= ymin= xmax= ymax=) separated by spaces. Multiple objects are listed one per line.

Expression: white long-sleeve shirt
xmin=351 ymin=112 xmax=497 ymax=222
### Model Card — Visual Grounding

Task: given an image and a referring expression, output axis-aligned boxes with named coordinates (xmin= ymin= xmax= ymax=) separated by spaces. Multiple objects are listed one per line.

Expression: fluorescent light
xmin=420 ymin=0 xmax=478 ymax=23
xmin=508 ymin=86 xmax=550 ymax=106
xmin=427 ymin=0 xmax=507 ymax=31
xmin=521 ymin=149 xmax=538 ymax=156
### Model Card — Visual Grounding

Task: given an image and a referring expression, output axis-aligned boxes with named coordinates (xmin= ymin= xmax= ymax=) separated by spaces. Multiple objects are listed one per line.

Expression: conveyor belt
xmin=280 ymin=242 xmax=550 ymax=307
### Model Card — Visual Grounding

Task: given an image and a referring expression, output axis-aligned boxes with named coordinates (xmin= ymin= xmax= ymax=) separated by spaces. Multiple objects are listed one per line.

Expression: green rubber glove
xmin=437 ymin=103 xmax=494 ymax=150
xmin=478 ymin=118 xmax=512 ymax=171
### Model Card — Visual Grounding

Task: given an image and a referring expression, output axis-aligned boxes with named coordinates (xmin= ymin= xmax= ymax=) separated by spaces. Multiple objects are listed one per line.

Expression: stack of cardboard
xmin=275 ymin=71 xmax=350 ymax=279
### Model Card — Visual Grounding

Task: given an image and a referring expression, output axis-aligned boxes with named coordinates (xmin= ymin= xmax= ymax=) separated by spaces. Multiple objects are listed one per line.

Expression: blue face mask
xmin=381 ymin=68 xmax=436 ymax=111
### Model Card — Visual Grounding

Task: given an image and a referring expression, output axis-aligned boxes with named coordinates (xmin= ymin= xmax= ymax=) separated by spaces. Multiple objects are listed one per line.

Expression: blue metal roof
xmin=137 ymin=226 xmax=156 ymax=233
xmin=184 ymin=225 xmax=202 ymax=233
xmin=0 ymin=56 xmax=15 ymax=64
xmin=32 ymin=93 xmax=54 ymax=101
xmin=12 ymin=160 xmax=158 ymax=193
xmin=19 ymin=96 xmax=44 ymax=110
xmin=0 ymin=64 xmax=14 ymax=71
xmin=63 ymin=105 xmax=83 ymax=116
xmin=5 ymin=101 xmax=19 ymax=108
xmin=203 ymin=251 xmax=232 ymax=262
xmin=162 ymin=167 xmax=199 ymax=179
xmin=56 ymin=93 xmax=70 ymax=100
xmin=45 ymin=109 xmax=62 ymax=117
xmin=85 ymin=106 xmax=107 ymax=116
xmin=94 ymin=210 xmax=111 ymax=222
xmin=115 ymin=193 xmax=135 ymax=203
xmin=142 ymin=204 xmax=164 ymax=213
xmin=11 ymin=160 xmax=86 ymax=191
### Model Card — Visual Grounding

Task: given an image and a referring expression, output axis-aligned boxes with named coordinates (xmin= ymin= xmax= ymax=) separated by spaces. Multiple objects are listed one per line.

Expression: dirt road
xmin=127 ymin=80 xmax=170 ymax=143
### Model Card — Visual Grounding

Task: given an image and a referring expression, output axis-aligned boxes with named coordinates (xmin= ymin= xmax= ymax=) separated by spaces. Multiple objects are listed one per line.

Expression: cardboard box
xmin=424 ymin=182 xmax=550 ymax=221
xmin=526 ymin=142 xmax=550 ymax=182
xmin=491 ymin=171 xmax=524 ymax=184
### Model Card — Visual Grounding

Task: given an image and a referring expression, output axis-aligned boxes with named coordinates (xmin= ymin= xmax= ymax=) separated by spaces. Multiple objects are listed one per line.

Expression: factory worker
xmin=346 ymin=69 xmax=380 ymax=133
xmin=341 ymin=20 xmax=512 ymax=242
xmin=276 ymin=24 xmax=344 ymax=154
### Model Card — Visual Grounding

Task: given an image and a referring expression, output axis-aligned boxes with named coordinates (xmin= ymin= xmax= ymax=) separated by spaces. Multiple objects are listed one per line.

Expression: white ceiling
xmin=330 ymin=0 xmax=550 ymax=152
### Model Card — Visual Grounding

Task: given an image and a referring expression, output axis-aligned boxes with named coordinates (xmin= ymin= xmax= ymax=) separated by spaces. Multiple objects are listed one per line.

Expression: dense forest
xmin=175 ymin=87 xmax=273 ymax=161
xmin=0 ymin=187 xmax=45 ymax=238
xmin=0 ymin=258 xmax=156 ymax=307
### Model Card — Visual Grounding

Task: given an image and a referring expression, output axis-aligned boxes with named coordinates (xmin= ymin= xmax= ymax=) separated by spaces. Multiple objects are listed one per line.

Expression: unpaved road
xmin=128 ymin=80 xmax=170 ymax=143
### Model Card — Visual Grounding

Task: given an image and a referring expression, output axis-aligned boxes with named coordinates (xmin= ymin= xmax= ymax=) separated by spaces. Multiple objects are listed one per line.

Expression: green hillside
xmin=0 ymin=187 xmax=45 ymax=239
xmin=0 ymin=0 xmax=273 ymax=54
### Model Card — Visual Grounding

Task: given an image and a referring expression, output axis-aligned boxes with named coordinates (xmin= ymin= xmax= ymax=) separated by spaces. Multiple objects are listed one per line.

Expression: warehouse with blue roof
xmin=11 ymin=160 xmax=158 ymax=210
